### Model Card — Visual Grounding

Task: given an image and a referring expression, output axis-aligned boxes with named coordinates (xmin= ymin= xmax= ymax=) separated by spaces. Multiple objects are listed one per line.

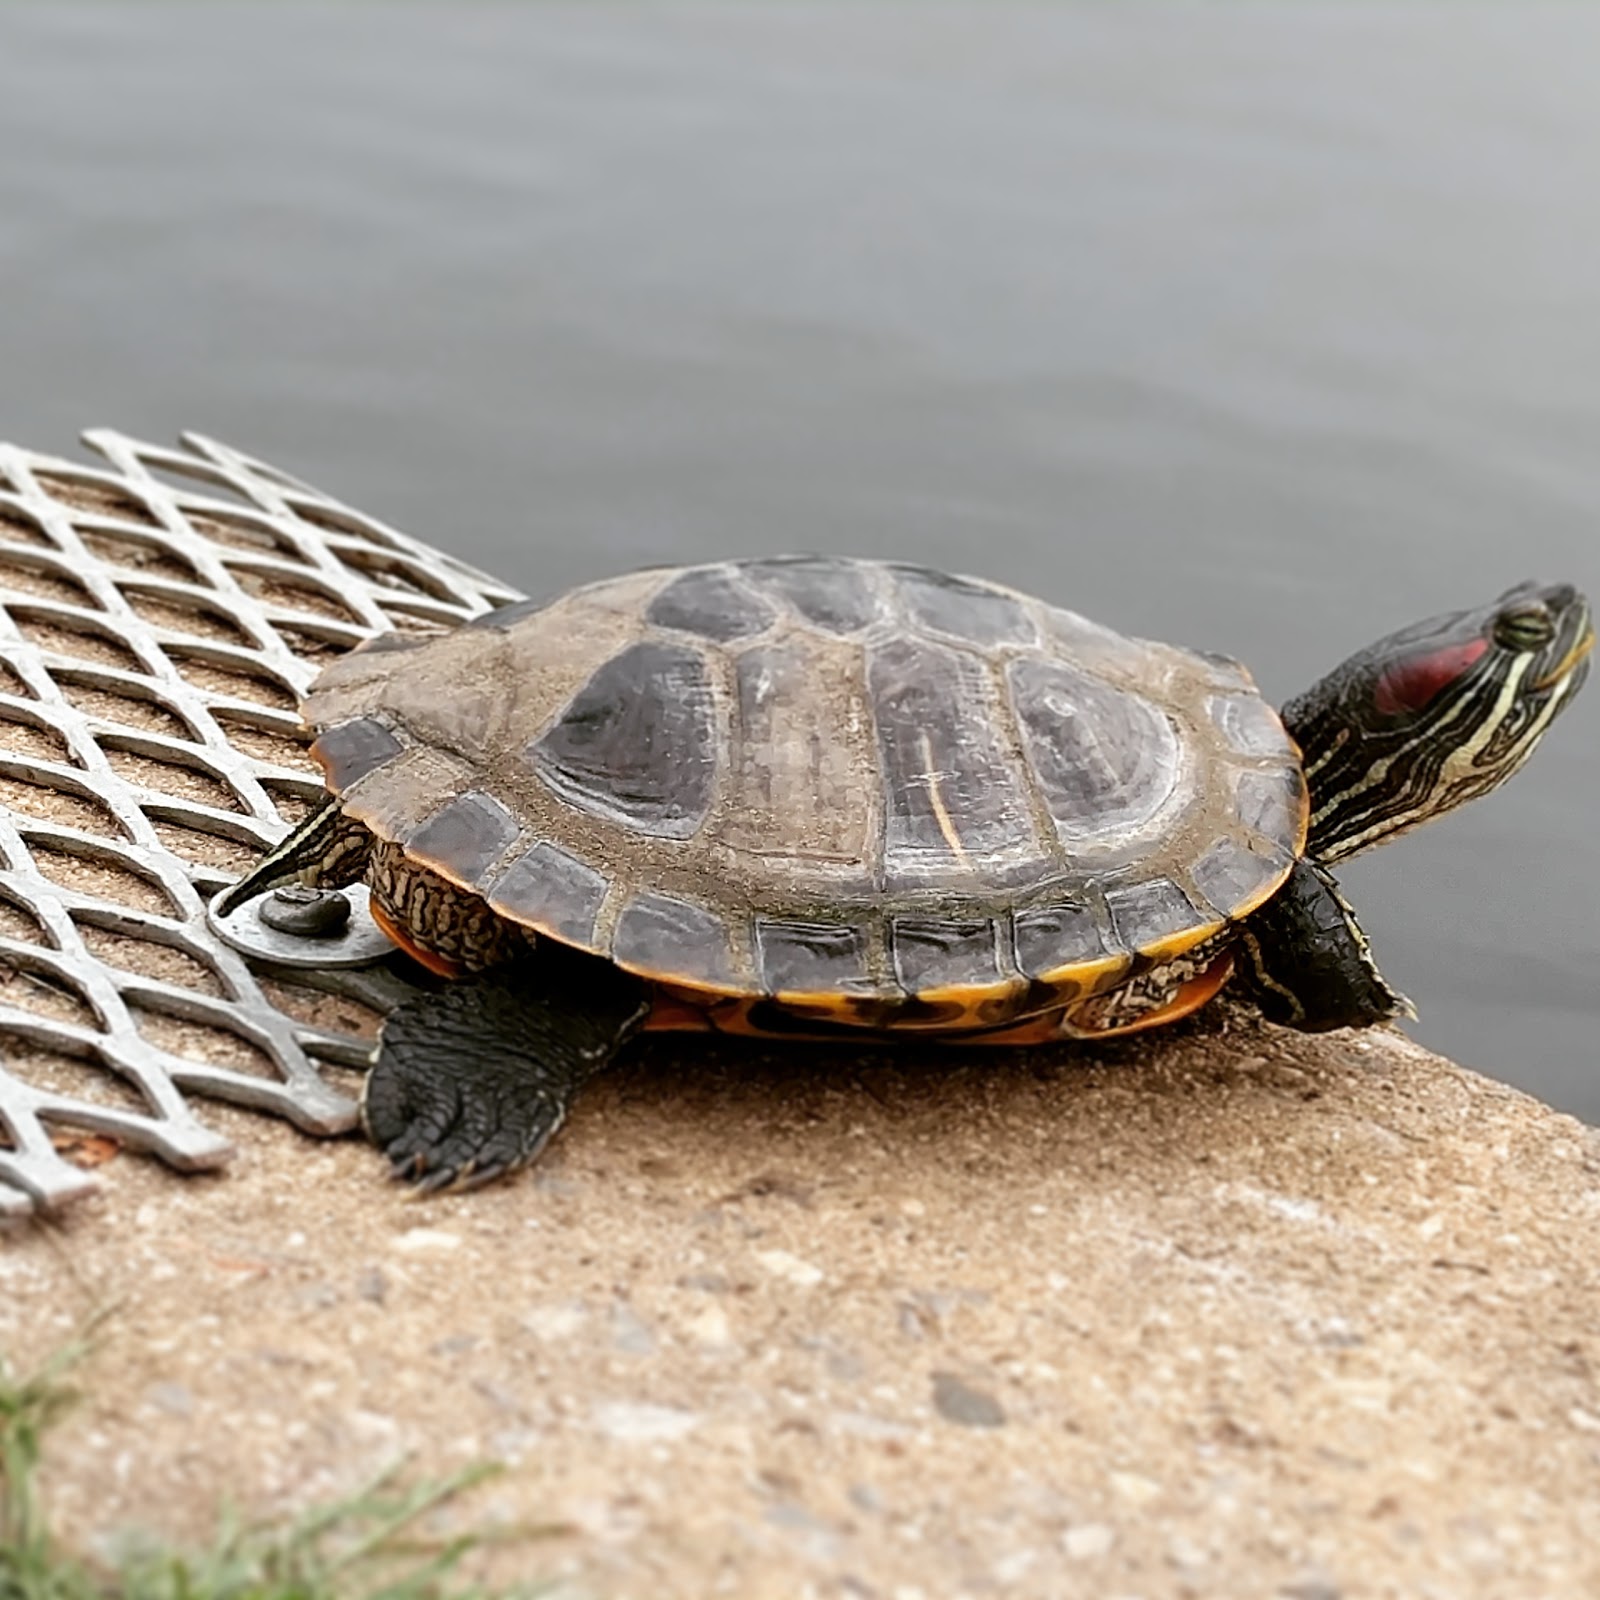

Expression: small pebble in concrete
xmin=992 ymin=1547 xmax=1037 ymax=1583
xmin=1061 ymin=1523 xmax=1116 ymax=1559
xmin=825 ymin=1346 xmax=867 ymax=1382
xmin=609 ymin=1299 xmax=656 ymax=1356
xmin=677 ymin=1270 xmax=731 ymax=1293
xmin=832 ymin=1411 xmax=913 ymax=1442
xmin=765 ymin=1499 xmax=840 ymax=1558
xmin=1167 ymin=1533 xmax=1209 ymax=1570
xmin=143 ymin=1382 xmax=193 ymax=1418
xmin=1109 ymin=1470 xmax=1162 ymax=1505
xmin=392 ymin=1227 xmax=461 ymax=1254
xmin=592 ymin=1401 xmax=702 ymax=1442
xmin=931 ymin=1371 xmax=1005 ymax=1428
xmin=756 ymin=1248 xmax=825 ymax=1287
xmin=849 ymin=1482 xmax=884 ymax=1514
xmin=522 ymin=1301 xmax=589 ymax=1342
xmin=685 ymin=1303 xmax=732 ymax=1346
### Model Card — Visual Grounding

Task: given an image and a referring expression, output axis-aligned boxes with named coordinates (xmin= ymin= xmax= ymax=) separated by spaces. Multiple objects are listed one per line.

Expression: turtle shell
xmin=303 ymin=558 xmax=1306 ymax=1028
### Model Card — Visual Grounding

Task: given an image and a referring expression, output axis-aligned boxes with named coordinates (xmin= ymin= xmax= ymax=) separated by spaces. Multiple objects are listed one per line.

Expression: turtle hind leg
xmin=363 ymin=942 xmax=650 ymax=1191
xmin=212 ymin=798 xmax=371 ymax=916
xmin=1236 ymin=857 xmax=1415 ymax=1033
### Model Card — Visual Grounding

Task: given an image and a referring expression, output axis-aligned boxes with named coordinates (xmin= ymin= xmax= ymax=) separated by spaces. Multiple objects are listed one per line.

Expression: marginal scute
xmin=612 ymin=892 xmax=740 ymax=988
xmin=488 ymin=840 xmax=609 ymax=946
xmin=339 ymin=747 xmax=482 ymax=844
xmin=756 ymin=919 xmax=876 ymax=996
xmin=1104 ymin=877 xmax=1209 ymax=955
xmin=740 ymin=556 xmax=883 ymax=634
xmin=529 ymin=640 xmax=716 ymax=839
xmin=1207 ymin=693 xmax=1294 ymax=760
xmin=646 ymin=566 xmax=775 ymax=642
xmin=1191 ymin=836 xmax=1286 ymax=919
xmin=891 ymin=917 xmax=1007 ymax=994
xmin=1009 ymin=656 xmax=1180 ymax=844
xmin=1235 ymin=767 xmax=1305 ymax=859
xmin=1012 ymin=901 xmax=1108 ymax=978
xmin=405 ymin=789 xmax=520 ymax=887
xmin=313 ymin=717 xmax=404 ymax=792
xmin=892 ymin=565 xmax=1037 ymax=647
xmin=1196 ymin=649 xmax=1255 ymax=691
xmin=868 ymin=635 xmax=1047 ymax=889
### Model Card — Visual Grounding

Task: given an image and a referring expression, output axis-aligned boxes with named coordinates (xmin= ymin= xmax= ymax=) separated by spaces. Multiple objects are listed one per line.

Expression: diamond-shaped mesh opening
xmin=0 ymin=430 xmax=520 ymax=1220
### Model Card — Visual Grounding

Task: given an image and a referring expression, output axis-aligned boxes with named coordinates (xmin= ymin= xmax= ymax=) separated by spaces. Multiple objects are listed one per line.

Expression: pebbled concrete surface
xmin=6 ymin=1013 xmax=1600 ymax=1600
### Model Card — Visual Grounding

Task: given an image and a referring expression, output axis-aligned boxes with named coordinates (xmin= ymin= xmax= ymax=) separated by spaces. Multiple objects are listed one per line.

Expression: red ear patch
xmin=1374 ymin=639 xmax=1489 ymax=717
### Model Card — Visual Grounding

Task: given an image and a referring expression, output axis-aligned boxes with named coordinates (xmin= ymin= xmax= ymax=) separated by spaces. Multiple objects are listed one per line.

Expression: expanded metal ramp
xmin=0 ymin=431 xmax=519 ymax=1219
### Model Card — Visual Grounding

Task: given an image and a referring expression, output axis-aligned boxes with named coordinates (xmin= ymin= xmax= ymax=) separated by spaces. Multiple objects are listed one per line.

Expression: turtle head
xmin=1283 ymin=581 xmax=1592 ymax=864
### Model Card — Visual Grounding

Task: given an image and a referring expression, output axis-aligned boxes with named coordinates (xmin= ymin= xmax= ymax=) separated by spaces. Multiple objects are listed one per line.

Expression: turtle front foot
xmin=1235 ymin=857 xmax=1413 ymax=1033
xmin=362 ymin=948 xmax=649 ymax=1191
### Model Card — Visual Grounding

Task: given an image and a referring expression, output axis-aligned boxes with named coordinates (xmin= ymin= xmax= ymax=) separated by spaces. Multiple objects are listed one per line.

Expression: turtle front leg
xmin=1234 ymin=857 xmax=1415 ymax=1033
xmin=363 ymin=941 xmax=650 ymax=1191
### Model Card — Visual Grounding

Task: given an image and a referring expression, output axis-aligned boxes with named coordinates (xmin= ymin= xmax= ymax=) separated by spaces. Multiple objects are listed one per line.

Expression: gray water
xmin=3 ymin=5 xmax=1597 ymax=1116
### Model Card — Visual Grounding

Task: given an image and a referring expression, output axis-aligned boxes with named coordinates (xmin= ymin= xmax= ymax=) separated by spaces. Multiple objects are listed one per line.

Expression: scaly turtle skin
xmin=217 ymin=563 xmax=1593 ymax=1188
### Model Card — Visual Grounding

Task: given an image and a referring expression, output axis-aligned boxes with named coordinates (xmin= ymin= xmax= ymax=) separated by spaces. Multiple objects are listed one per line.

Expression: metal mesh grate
xmin=0 ymin=430 xmax=520 ymax=1219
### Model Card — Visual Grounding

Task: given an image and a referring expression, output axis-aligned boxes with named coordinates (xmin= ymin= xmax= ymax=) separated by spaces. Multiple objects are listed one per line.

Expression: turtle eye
xmin=1493 ymin=602 xmax=1556 ymax=652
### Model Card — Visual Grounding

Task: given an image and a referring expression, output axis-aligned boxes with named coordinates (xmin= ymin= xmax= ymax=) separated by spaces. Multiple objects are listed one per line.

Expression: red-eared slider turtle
xmin=217 ymin=561 xmax=1592 ymax=1188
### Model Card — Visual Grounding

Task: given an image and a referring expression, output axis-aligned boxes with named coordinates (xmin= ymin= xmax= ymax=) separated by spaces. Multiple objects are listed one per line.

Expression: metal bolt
xmin=259 ymin=886 xmax=353 ymax=938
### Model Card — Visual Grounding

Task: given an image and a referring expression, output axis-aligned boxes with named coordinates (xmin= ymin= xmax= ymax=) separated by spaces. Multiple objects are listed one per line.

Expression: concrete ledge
xmin=8 ymin=1016 xmax=1600 ymax=1597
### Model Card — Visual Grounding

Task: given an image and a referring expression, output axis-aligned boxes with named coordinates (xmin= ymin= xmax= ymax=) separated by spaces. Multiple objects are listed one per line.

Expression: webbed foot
xmin=362 ymin=945 xmax=649 ymax=1190
xmin=1236 ymin=857 xmax=1414 ymax=1032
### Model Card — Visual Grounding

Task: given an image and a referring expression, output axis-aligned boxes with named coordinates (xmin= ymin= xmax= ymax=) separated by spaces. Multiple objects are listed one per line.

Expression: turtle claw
xmin=401 ymin=1158 xmax=474 ymax=1196
xmin=365 ymin=1051 xmax=564 ymax=1190
xmin=384 ymin=1139 xmax=539 ymax=1195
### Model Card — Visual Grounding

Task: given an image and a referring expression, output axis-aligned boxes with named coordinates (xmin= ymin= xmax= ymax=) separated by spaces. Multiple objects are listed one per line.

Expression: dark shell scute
xmin=530 ymin=641 xmax=716 ymax=839
xmin=404 ymin=789 xmax=520 ymax=886
xmin=1011 ymin=902 xmax=1107 ymax=978
xmin=465 ymin=597 xmax=551 ymax=631
xmin=869 ymin=637 xmax=1044 ymax=888
xmin=740 ymin=556 xmax=884 ymax=635
xmin=1104 ymin=877 xmax=1207 ymax=953
xmin=314 ymin=717 xmax=404 ymax=792
xmin=1191 ymin=836 xmax=1286 ymax=918
xmin=1009 ymin=657 xmax=1179 ymax=842
xmin=646 ymin=567 xmax=775 ymax=642
xmin=488 ymin=840 xmax=610 ymax=947
xmin=891 ymin=917 xmax=1006 ymax=994
xmin=756 ymin=919 xmax=875 ymax=996
xmin=892 ymin=565 xmax=1036 ymax=647
xmin=612 ymin=891 xmax=738 ymax=986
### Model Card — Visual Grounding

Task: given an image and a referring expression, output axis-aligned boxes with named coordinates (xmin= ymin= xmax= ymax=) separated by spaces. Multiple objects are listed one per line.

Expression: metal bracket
xmin=0 ymin=430 xmax=522 ymax=1219
xmin=209 ymin=885 xmax=397 ymax=969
